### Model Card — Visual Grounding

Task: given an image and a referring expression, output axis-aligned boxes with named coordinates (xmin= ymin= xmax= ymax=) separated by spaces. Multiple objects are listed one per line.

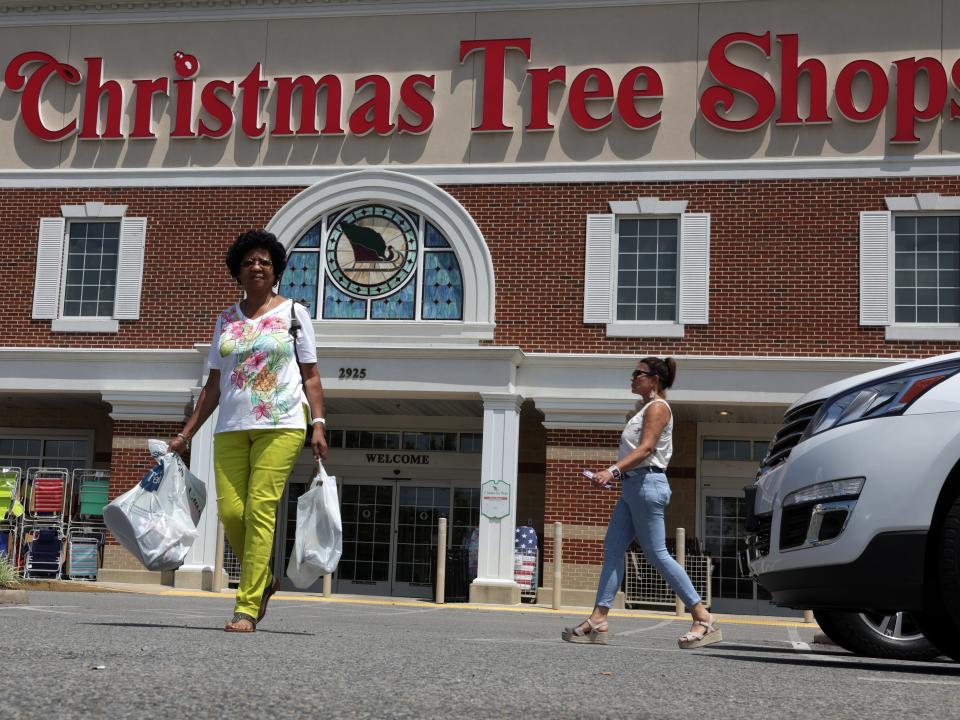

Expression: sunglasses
xmin=241 ymin=258 xmax=274 ymax=268
xmin=632 ymin=370 xmax=656 ymax=379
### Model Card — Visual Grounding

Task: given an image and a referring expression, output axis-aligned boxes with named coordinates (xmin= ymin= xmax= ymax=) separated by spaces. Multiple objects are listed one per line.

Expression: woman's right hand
xmin=167 ymin=435 xmax=189 ymax=456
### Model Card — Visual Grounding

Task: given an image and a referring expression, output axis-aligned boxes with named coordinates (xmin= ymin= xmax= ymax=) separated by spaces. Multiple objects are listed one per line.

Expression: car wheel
xmin=918 ymin=487 xmax=960 ymax=662
xmin=813 ymin=609 xmax=942 ymax=660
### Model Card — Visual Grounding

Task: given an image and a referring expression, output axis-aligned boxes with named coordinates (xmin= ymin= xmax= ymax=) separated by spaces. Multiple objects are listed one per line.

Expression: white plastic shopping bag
xmin=286 ymin=461 xmax=342 ymax=589
xmin=104 ymin=439 xmax=207 ymax=571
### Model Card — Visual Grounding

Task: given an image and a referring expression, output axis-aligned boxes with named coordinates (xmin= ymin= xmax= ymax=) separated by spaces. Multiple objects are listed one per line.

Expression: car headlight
xmin=801 ymin=361 xmax=960 ymax=440
xmin=782 ymin=478 xmax=864 ymax=507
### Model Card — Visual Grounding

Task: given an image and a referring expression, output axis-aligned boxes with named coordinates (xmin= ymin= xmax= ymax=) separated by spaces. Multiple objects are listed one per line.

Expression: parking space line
xmin=787 ymin=625 xmax=812 ymax=651
xmin=858 ymin=677 xmax=960 ymax=686
xmin=615 ymin=618 xmax=675 ymax=636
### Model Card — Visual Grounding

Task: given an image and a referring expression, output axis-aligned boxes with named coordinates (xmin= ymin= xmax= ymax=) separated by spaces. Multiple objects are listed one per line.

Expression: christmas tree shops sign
xmin=480 ymin=480 xmax=511 ymax=520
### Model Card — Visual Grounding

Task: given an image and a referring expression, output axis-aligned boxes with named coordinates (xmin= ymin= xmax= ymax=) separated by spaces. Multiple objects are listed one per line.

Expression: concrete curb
xmin=18 ymin=579 xmax=121 ymax=594
xmin=0 ymin=588 xmax=29 ymax=605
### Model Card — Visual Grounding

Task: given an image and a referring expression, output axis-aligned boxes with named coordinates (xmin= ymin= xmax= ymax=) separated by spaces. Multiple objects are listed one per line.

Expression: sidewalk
xmin=21 ymin=578 xmax=818 ymax=629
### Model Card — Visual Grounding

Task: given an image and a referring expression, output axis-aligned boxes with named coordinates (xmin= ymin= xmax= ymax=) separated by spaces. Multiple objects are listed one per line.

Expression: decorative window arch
xmin=267 ymin=170 xmax=495 ymax=342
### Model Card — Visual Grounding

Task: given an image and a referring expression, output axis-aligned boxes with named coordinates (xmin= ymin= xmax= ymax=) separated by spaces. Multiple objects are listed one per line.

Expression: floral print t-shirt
xmin=206 ymin=300 xmax=317 ymax=434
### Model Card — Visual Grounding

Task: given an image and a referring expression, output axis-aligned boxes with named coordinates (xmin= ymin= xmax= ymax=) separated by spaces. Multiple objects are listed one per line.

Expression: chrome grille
xmin=754 ymin=515 xmax=771 ymax=557
xmin=759 ymin=400 xmax=823 ymax=470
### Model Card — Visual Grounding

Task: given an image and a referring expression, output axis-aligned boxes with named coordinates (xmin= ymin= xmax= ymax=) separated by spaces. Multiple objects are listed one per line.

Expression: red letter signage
xmin=4 ymin=51 xmax=81 ymax=141
xmin=701 ymin=31 xmax=776 ymax=131
xmin=459 ymin=37 xmax=532 ymax=131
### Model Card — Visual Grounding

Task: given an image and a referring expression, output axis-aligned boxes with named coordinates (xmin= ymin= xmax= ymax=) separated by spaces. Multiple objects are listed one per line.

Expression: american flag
xmin=515 ymin=525 xmax=538 ymax=552
xmin=514 ymin=526 xmax=538 ymax=590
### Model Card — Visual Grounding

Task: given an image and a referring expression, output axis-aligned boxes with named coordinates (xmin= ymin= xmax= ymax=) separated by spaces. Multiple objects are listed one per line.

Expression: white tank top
xmin=618 ymin=398 xmax=673 ymax=470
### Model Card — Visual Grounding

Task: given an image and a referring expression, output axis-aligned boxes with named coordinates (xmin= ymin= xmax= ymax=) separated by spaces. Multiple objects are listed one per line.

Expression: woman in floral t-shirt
xmin=169 ymin=230 xmax=327 ymax=633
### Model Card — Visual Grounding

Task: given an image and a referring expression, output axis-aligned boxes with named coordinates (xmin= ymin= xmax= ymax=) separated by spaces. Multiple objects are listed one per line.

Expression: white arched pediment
xmin=267 ymin=169 xmax=495 ymax=344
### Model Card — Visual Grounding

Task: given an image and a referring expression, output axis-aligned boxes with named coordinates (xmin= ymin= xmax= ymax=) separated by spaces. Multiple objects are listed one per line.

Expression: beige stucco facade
xmin=1 ymin=0 xmax=959 ymax=171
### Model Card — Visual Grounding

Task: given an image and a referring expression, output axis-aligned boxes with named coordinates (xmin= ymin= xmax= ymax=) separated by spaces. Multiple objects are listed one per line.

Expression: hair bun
xmin=663 ymin=357 xmax=677 ymax=388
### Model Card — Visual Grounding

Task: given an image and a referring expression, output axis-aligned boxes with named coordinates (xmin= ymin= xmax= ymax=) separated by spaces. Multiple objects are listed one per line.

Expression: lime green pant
xmin=214 ymin=428 xmax=304 ymax=619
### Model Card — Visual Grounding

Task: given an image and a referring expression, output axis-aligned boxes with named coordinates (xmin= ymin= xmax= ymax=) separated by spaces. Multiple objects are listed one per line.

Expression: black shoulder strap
xmin=288 ymin=301 xmax=302 ymax=365
xmin=289 ymin=300 xmax=301 ymax=339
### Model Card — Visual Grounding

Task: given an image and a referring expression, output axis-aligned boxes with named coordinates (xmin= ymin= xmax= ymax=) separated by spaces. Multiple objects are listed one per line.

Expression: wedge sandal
xmin=561 ymin=618 xmax=609 ymax=645
xmin=678 ymin=616 xmax=722 ymax=649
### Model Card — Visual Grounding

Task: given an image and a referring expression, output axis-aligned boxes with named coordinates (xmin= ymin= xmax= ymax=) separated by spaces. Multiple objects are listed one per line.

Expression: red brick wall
xmin=3 ymin=187 xmax=300 ymax=348
xmin=543 ymin=428 xmax=620 ymax=565
xmin=107 ymin=420 xmax=184 ymax=545
xmin=4 ymin=177 xmax=960 ymax=356
xmin=455 ymin=177 xmax=960 ymax=357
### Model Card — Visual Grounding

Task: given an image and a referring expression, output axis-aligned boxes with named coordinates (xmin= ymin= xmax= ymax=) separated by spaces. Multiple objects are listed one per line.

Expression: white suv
xmin=744 ymin=352 xmax=960 ymax=662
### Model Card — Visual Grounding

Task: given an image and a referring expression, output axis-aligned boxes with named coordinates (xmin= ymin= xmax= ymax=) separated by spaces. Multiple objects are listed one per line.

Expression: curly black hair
xmin=225 ymin=229 xmax=288 ymax=281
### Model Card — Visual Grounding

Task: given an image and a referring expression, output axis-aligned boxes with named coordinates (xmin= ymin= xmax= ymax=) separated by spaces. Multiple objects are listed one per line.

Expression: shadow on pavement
xmin=80 ymin=621 xmax=314 ymax=637
xmin=699 ymin=652 xmax=960 ymax=675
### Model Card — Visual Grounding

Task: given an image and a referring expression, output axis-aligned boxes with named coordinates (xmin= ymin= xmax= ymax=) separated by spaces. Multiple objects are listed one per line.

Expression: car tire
xmin=813 ymin=609 xmax=942 ymax=660
xmin=918 ymin=487 xmax=960 ymax=662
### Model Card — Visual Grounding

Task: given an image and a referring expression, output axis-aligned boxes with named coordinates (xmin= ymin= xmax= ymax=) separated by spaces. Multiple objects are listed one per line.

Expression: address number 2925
xmin=338 ymin=368 xmax=367 ymax=379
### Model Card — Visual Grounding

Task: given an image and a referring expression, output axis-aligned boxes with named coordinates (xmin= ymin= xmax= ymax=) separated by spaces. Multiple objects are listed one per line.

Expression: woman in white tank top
xmin=562 ymin=356 xmax=722 ymax=649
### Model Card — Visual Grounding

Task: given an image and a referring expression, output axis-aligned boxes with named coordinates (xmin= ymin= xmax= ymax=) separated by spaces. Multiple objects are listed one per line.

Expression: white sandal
xmin=562 ymin=618 xmax=609 ymax=645
xmin=678 ymin=616 xmax=722 ymax=649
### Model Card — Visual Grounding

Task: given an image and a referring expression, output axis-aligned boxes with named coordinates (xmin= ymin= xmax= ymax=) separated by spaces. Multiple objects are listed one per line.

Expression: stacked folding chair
xmin=66 ymin=470 xmax=109 ymax=581
xmin=0 ymin=468 xmax=22 ymax=567
xmin=22 ymin=527 xmax=64 ymax=579
xmin=66 ymin=534 xmax=100 ymax=579
xmin=19 ymin=468 xmax=69 ymax=579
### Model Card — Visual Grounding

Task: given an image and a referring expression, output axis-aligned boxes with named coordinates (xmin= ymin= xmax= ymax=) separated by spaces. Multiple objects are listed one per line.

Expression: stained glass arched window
xmin=280 ymin=204 xmax=464 ymax=321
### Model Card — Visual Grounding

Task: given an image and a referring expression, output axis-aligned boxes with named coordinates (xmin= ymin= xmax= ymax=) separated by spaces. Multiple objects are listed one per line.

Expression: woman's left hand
xmin=311 ymin=427 xmax=328 ymax=461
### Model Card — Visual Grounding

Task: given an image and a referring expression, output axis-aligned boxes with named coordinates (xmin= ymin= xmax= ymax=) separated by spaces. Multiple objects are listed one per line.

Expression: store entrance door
xmin=336 ymin=481 xmax=450 ymax=598
xmin=277 ymin=475 xmax=480 ymax=598
xmin=701 ymin=479 xmax=792 ymax=616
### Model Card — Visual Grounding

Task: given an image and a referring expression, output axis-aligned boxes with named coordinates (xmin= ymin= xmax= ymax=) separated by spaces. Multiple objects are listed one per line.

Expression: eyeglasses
xmin=241 ymin=258 xmax=273 ymax=268
xmin=632 ymin=370 xmax=656 ymax=379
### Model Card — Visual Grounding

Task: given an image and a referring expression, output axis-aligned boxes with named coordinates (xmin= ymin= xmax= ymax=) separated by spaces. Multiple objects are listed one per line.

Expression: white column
xmin=180 ymin=404 xmax=220 ymax=585
xmin=470 ymin=392 xmax=522 ymax=604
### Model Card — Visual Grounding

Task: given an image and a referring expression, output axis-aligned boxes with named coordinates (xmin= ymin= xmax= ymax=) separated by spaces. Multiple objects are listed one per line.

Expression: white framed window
xmin=584 ymin=198 xmax=710 ymax=338
xmin=32 ymin=202 xmax=147 ymax=333
xmin=860 ymin=194 xmax=960 ymax=341
xmin=0 ymin=428 xmax=94 ymax=474
xmin=266 ymin=170 xmax=496 ymax=344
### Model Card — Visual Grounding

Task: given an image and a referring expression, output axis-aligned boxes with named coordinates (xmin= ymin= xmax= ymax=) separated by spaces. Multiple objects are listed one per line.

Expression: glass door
xmin=392 ymin=486 xmax=450 ymax=598
xmin=701 ymin=483 xmax=789 ymax=616
xmin=337 ymin=482 xmax=395 ymax=595
xmin=278 ymin=478 xmax=474 ymax=599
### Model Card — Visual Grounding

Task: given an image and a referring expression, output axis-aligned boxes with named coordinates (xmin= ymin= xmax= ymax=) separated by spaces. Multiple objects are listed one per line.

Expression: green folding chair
xmin=0 ymin=468 xmax=20 ymax=522
xmin=77 ymin=473 xmax=109 ymax=521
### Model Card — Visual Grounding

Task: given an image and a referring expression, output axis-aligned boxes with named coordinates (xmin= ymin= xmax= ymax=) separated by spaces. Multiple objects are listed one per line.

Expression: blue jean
xmin=595 ymin=468 xmax=702 ymax=610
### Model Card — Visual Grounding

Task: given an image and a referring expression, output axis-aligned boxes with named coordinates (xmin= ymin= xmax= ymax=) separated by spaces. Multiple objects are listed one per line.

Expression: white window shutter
xmin=583 ymin=214 xmax=615 ymax=324
xmin=32 ymin=218 xmax=66 ymax=320
xmin=114 ymin=217 xmax=147 ymax=320
xmin=678 ymin=213 xmax=710 ymax=324
xmin=859 ymin=211 xmax=892 ymax=326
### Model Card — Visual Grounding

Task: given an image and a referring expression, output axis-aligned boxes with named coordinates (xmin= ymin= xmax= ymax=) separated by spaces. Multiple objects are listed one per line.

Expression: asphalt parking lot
xmin=1 ymin=589 xmax=957 ymax=720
